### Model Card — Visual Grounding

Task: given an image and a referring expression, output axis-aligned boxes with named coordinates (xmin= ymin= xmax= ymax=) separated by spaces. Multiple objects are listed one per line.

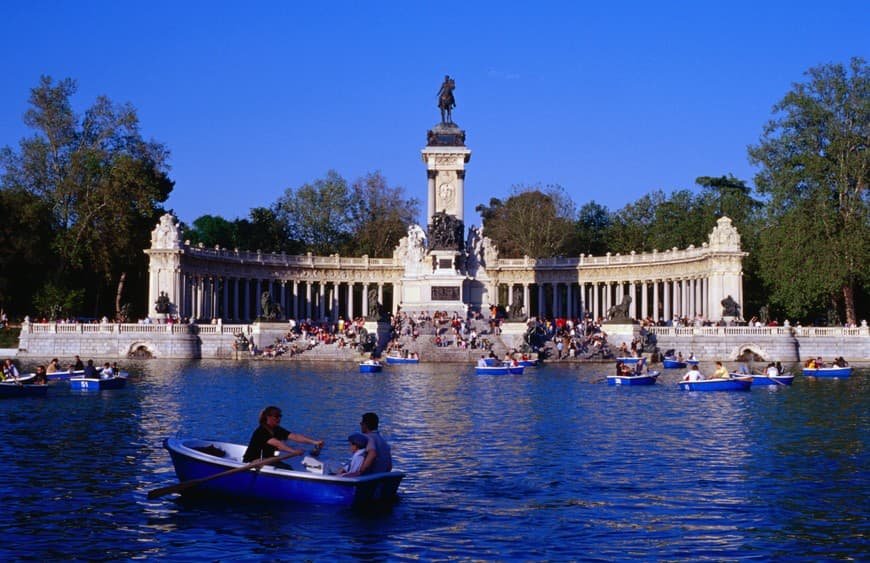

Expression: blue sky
xmin=1 ymin=1 xmax=867 ymax=228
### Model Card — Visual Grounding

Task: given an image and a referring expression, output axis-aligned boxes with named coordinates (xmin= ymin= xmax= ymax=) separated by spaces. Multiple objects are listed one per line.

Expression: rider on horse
xmin=437 ymin=75 xmax=456 ymax=123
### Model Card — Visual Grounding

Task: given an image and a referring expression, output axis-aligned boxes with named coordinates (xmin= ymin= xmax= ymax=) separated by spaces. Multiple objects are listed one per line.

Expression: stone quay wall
xmin=647 ymin=325 xmax=870 ymax=362
xmin=12 ymin=321 xmax=870 ymax=362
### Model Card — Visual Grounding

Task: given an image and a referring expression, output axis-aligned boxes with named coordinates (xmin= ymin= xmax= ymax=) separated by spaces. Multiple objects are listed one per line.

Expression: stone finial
xmin=151 ymin=213 xmax=182 ymax=250
xmin=708 ymin=216 xmax=741 ymax=250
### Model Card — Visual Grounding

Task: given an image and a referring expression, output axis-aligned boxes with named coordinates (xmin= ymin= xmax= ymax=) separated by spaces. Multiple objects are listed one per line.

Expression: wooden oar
xmin=147 ymin=452 xmax=295 ymax=499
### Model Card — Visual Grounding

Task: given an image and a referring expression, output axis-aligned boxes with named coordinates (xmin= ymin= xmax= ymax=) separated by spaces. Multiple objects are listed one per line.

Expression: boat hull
xmin=802 ymin=367 xmax=852 ymax=377
xmin=740 ymin=373 xmax=795 ymax=386
xmin=0 ymin=382 xmax=48 ymax=398
xmin=163 ymin=438 xmax=403 ymax=506
xmin=475 ymin=365 xmax=524 ymax=375
xmin=69 ymin=376 xmax=127 ymax=391
xmin=678 ymin=377 xmax=752 ymax=391
xmin=662 ymin=359 xmax=687 ymax=369
xmin=385 ymin=357 xmax=419 ymax=365
xmin=607 ymin=371 xmax=660 ymax=386
xmin=359 ymin=363 xmax=383 ymax=373
xmin=47 ymin=370 xmax=84 ymax=381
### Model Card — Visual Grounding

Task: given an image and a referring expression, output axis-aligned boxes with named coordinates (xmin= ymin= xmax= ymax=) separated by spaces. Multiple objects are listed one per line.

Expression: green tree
xmin=344 ymin=172 xmax=419 ymax=258
xmin=476 ymin=185 xmax=578 ymax=258
xmin=238 ymin=207 xmax=301 ymax=254
xmin=0 ymin=188 xmax=56 ymax=315
xmin=274 ymin=170 xmax=353 ymax=255
xmin=748 ymin=58 xmax=869 ymax=324
xmin=0 ymin=76 xmax=173 ymax=319
xmin=575 ymin=201 xmax=611 ymax=256
xmin=185 ymin=214 xmax=238 ymax=248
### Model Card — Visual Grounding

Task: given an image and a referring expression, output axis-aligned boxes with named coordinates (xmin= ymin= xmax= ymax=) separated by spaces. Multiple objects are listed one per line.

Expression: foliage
xmin=748 ymin=57 xmax=869 ymax=324
xmin=274 ymin=170 xmax=354 ymax=255
xmin=0 ymin=76 xmax=173 ymax=318
xmin=32 ymin=282 xmax=85 ymax=320
xmin=0 ymin=188 xmax=55 ymax=310
xmin=476 ymin=184 xmax=578 ymax=258
xmin=575 ymin=201 xmax=611 ymax=255
xmin=344 ymin=172 xmax=420 ymax=258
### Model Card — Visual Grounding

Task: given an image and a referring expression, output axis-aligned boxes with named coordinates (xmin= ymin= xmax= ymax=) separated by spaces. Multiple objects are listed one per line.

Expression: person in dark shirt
xmin=243 ymin=406 xmax=324 ymax=464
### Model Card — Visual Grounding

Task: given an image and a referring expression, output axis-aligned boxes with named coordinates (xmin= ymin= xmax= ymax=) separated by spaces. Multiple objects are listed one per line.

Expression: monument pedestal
xmin=601 ymin=322 xmax=642 ymax=352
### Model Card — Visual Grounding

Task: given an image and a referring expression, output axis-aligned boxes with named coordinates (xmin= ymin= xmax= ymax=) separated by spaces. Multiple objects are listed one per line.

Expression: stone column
xmin=664 ymin=280 xmax=674 ymax=321
xmin=305 ymin=282 xmax=312 ymax=320
xmin=362 ymin=283 xmax=369 ymax=318
xmin=348 ymin=282 xmax=355 ymax=320
xmin=523 ymin=284 xmax=530 ymax=318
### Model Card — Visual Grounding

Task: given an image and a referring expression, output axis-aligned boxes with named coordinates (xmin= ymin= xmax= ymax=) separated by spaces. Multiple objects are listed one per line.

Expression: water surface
xmin=0 ymin=361 xmax=866 ymax=561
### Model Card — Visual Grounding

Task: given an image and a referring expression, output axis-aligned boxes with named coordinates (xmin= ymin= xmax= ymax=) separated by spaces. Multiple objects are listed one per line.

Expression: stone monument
xmin=397 ymin=75 xmax=488 ymax=316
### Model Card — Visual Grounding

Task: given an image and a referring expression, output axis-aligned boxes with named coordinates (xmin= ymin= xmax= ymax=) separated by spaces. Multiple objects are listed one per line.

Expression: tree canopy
xmin=748 ymin=57 xmax=869 ymax=324
xmin=0 ymin=76 xmax=173 ymax=319
xmin=476 ymin=184 xmax=578 ymax=258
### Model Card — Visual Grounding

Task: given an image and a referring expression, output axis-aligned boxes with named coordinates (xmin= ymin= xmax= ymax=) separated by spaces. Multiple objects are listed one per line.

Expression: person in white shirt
xmin=682 ymin=366 xmax=703 ymax=382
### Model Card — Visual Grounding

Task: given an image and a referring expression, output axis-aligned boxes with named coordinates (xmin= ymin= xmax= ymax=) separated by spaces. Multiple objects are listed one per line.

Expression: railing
xmin=648 ymin=326 xmax=868 ymax=337
xmin=23 ymin=322 xmax=867 ymax=338
xmin=22 ymin=322 xmax=252 ymax=336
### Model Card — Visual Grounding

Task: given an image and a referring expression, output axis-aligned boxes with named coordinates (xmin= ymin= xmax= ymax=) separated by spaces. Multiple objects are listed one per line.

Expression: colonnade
xmin=147 ymin=215 xmax=746 ymax=324
xmin=177 ymin=275 xmax=391 ymax=322
xmin=492 ymin=276 xmax=722 ymax=322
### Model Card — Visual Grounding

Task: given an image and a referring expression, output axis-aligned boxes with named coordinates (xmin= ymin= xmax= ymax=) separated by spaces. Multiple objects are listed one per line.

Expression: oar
xmin=147 ymin=452 xmax=295 ymax=499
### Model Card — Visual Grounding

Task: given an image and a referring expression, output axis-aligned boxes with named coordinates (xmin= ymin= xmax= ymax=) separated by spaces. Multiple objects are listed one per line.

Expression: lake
xmin=0 ymin=360 xmax=867 ymax=561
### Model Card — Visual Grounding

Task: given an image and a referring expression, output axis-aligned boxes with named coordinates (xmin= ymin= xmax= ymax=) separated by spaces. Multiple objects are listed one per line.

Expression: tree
xmin=0 ymin=76 xmax=173 ymax=319
xmin=344 ymin=172 xmax=419 ymax=258
xmin=274 ymin=170 xmax=354 ymax=255
xmin=575 ymin=201 xmax=611 ymax=256
xmin=476 ymin=184 xmax=578 ymax=258
xmin=748 ymin=58 xmax=869 ymax=324
xmin=185 ymin=214 xmax=238 ymax=248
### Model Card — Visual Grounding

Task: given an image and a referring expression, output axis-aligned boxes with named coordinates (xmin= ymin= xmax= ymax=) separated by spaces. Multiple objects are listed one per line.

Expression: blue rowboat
xmin=740 ymin=372 xmax=795 ymax=386
xmin=475 ymin=364 xmax=525 ymax=375
xmin=802 ymin=366 xmax=852 ymax=378
xmin=160 ymin=437 xmax=404 ymax=506
xmin=385 ymin=356 xmax=419 ymax=365
xmin=69 ymin=374 xmax=127 ymax=391
xmin=678 ymin=376 xmax=752 ymax=391
xmin=662 ymin=357 xmax=686 ymax=369
xmin=359 ymin=361 xmax=383 ymax=373
xmin=607 ymin=370 xmax=661 ymax=386
xmin=516 ymin=359 xmax=538 ymax=368
xmin=0 ymin=381 xmax=48 ymax=398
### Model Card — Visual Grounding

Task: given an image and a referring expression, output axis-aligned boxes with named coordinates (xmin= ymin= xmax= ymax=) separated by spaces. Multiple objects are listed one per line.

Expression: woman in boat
xmin=47 ymin=358 xmax=60 ymax=374
xmin=242 ymin=406 xmax=325 ymax=464
xmin=712 ymin=361 xmax=729 ymax=379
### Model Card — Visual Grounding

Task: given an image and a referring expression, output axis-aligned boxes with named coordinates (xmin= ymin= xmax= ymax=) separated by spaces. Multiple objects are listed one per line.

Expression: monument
xmin=396 ymin=75 xmax=492 ymax=316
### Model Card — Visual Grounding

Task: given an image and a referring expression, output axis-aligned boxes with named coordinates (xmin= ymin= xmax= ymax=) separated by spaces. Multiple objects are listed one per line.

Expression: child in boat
xmin=712 ymin=361 xmax=729 ymax=379
xmin=338 ymin=433 xmax=368 ymax=477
